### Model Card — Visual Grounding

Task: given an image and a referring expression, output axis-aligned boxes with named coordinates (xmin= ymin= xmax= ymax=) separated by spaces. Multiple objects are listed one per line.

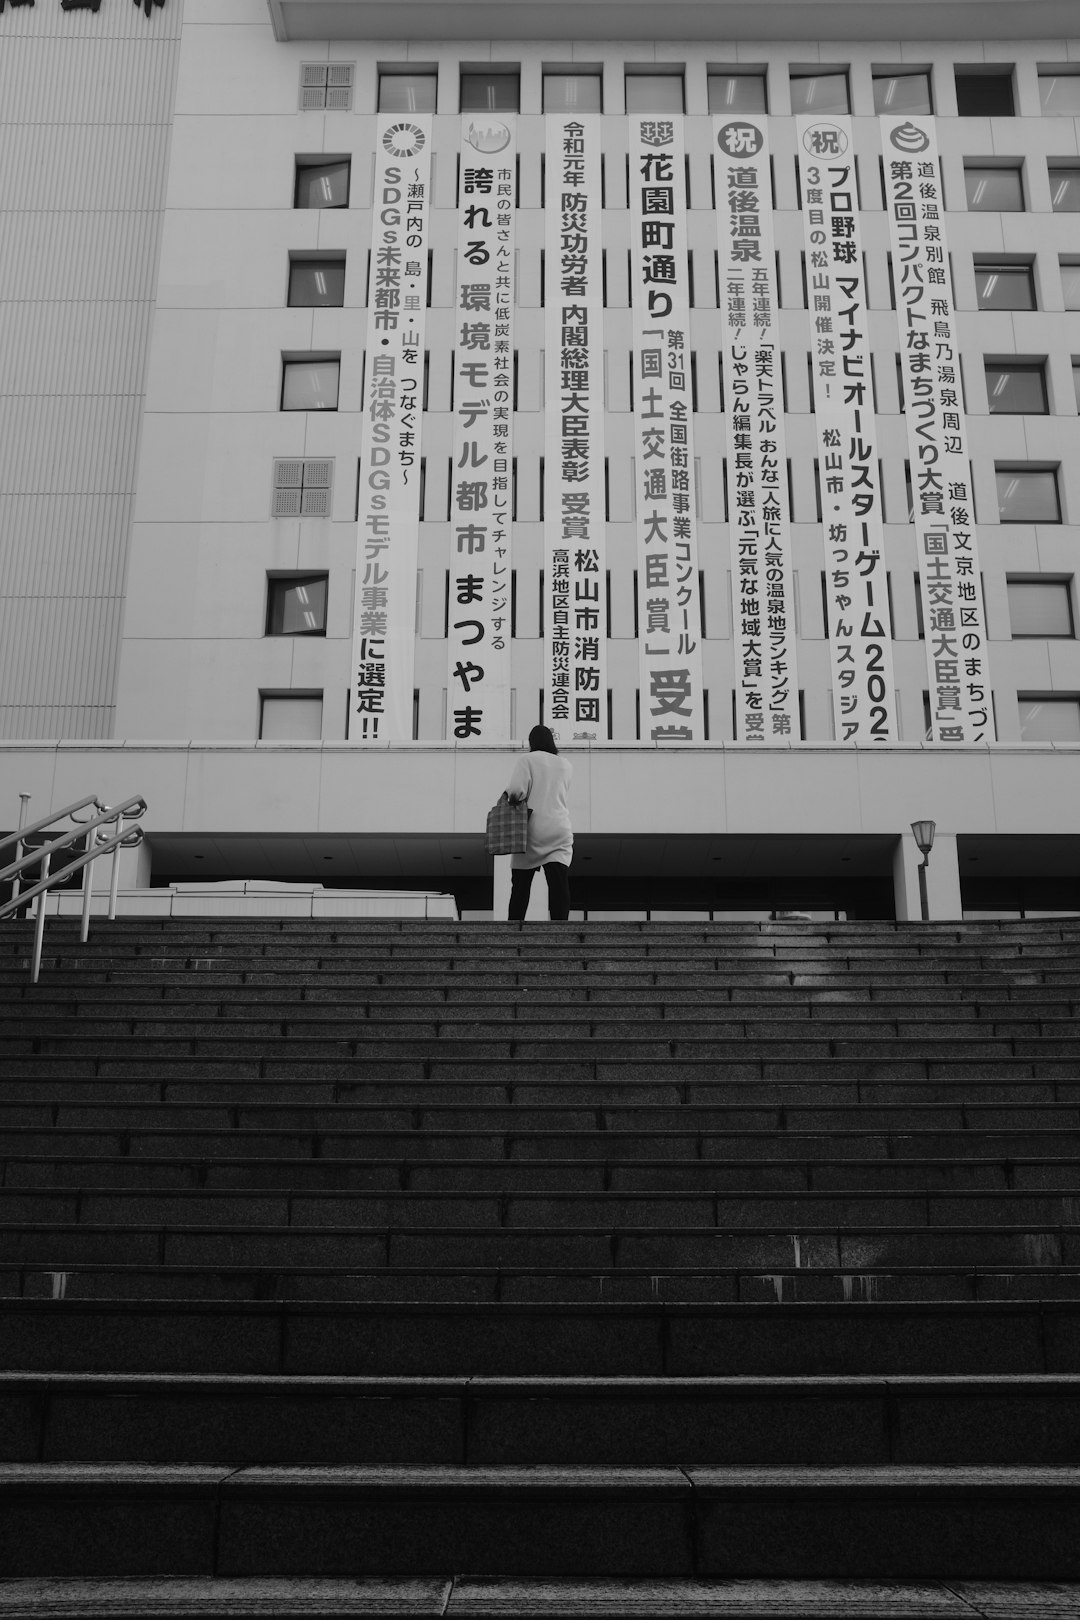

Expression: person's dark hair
xmin=528 ymin=724 xmax=559 ymax=755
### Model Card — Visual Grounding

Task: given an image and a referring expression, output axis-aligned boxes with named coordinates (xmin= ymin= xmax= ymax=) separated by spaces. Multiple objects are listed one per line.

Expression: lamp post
xmin=911 ymin=820 xmax=936 ymax=922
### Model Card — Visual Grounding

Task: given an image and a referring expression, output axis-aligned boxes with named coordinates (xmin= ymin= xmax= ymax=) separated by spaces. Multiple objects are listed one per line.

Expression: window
xmin=1039 ymin=71 xmax=1080 ymax=114
xmin=294 ymin=158 xmax=350 ymax=210
xmin=954 ymin=69 xmax=1014 ymax=116
xmin=789 ymin=72 xmax=850 ymax=114
xmin=1018 ymin=696 xmax=1080 ymax=742
xmin=707 ymin=71 xmax=767 ymax=112
xmin=288 ymin=257 xmax=345 ymax=308
xmin=543 ymin=72 xmax=602 ymax=112
xmin=1008 ymin=580 xmax=1074 ymax=638
xmin=460 ymin=71 xmax=520 ymax=111
xmin=984 ymin=361 xmax=1047 ymax=414
xmin=267 ymin=576 xmax=329 ymax=637
xmin=872 ymin=70 xmax=932 ymax=114
xmin=1074 ymin=362 xmax=1080 ymax=412
xmin=1049 ymin=167 xmax=1080 ymax=212
xmin=259 ymin=694 xmax=323 ymax=740
xmin=625 ymin=72 xmax=684 ymax=113
xmin=282 ymin=358 xmax=340 ymax=412
xmin=1062 ymin=261 xmax=1080 ymax=310
xmin=964 ymin=165 xmax=1024 ymax=211
xmin=996 ymin=467 xmax=1061 ymax=523
xmin=272 ymin=459 xmax=333 ymax=518
xmin=974 ymin=263 xmax=1035 ymax=310
xmin=299 ymin=64 xmax=353 ymax=111
xmin=378 ymin=69 xmax=437 ymax=112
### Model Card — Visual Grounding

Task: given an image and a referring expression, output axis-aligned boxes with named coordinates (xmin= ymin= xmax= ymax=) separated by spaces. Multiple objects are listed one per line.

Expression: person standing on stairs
xmin=506 ymin=725 xmax=573 ymax=921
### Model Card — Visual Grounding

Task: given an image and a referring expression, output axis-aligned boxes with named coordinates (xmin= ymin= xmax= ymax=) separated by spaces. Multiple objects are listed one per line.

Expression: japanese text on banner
xmin=881 ymin=115 xmax=992 ymax=743
xmin=713 ymin=115 xmax=800 ymax=742
xmin=352 ymin=117 xmax=432 ymax=744
xmin=797 ymin=116 xmax=896 ymax=743
xmin=628 ymin=115 xmax=704 ymax=742
xmin=544 ymin=115 xmax=606 ymax=742
xmin=446 ymin=114 xmax=517 ymax=743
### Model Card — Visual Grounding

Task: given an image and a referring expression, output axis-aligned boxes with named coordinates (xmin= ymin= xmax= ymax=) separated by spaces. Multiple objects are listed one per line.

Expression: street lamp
xmin=911 ymin=819 xmax=936 ymax=922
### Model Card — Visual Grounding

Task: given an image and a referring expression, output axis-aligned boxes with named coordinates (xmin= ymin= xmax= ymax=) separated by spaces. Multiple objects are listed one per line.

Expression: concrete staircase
xmin=2 ymin=916 xmax=1080 ymax=1617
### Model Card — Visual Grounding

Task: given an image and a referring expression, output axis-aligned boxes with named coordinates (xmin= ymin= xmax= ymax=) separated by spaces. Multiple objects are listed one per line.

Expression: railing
xmin=0 ymin=794 xmax=148 ymax=983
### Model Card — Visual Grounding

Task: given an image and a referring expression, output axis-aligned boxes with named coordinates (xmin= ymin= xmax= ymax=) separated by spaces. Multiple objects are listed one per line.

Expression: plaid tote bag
xmin=486 ymin=792 xmax=529 ymax=856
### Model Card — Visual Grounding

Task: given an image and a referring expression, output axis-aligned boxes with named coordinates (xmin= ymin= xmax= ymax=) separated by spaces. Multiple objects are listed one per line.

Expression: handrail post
xmin=13 ymin=793 xmax=31 ymax=905
xmin=108 ymin=813 xmax=124 ymax=921
xmin=79 ymin=830 xmax=96 ymax=944
xmin=31 ymin=852 xmax=51 ymax=986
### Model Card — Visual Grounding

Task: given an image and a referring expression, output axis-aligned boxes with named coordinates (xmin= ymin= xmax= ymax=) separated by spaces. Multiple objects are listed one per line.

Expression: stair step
xmin=5 ymin=1372 xmax=1080 ymax=1467
xmin=0 ymin=1576 xmax=1073 ymax=1620
xmin=3 ymin=1464 xmax=1080 ymax=1580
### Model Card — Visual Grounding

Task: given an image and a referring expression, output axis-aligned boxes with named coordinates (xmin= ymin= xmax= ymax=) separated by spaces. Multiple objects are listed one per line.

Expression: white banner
xmin=544 ymin=115 xmax=606 ymax=742
xmin=713 ymin=115 xmax=799 ymax=742
xmin=881 ymin=116 xmax=993 ymax=742
xmin=446 ymin=114 xmax=517 ymax=742
xmin=351 ymin=115 xmax=432 ymax=743
xmin=628 ymin=115 xmax=705 ymax=742
xmin=797 ymin=116 xmax=896 ymax=743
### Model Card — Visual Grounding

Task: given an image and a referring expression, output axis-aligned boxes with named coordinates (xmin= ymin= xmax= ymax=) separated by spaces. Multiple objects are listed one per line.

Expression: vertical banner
xmin=446 ymin=114 xmax=517 ymax=742
xmin=713 ymin=116 xmax=799 ymax=742
xmin=628 ymin=115 xmax=705 ymax=741
xmin=797 ymin=116 xmax=897 ymax=742
xmin=544 ymin=115 xmax=606 ymax=742
xmin=352 ymin=115 xmax=432 ymax=743
xmin=881 ymin=116 xmax=993 ymax=742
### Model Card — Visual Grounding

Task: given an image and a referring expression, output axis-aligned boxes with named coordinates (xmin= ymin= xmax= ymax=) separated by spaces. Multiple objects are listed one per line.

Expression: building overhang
xmin=266 ymin=0 xmax=1078 ymax=42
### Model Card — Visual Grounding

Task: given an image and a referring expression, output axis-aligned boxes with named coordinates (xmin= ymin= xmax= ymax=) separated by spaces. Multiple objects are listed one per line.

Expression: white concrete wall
xmin=0 ymin=0 xmax=184 ymax=739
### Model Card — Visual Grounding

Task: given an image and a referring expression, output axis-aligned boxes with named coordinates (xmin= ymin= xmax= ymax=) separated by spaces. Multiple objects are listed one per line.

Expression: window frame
xmin=287 ymin=255 xmax=346 ymax=309
xmin=459 ymin=69 xmax=521 ymax=112
xmin=266 ymin=574 xmax=330 ymax=639
xmin=281 ymin=355 xmax=341 ymax=413
xmin=954 ymin=67 xmax=1015 ymax=117
xmin=706 ymin=69 xmax=768 ymax=114
xmin=624 ymin=69 xmax=686 ymax=114
xmin=983 ymin=359 xmax=1048 ymax=415
xmin=1017 ymin=694 xmax=1080 ymax=744
xmin=542 ymin=69 xmax=603 ymax=113
xmin=1061 ymin=259 xmax=1080 ymax=311
xmin=1007 ymin=578 xmax=1075 ymax=640
xmin=963 ymin=163 xmax=1025 ymax=212
xmin=1038 ymin=69 xmax=1080 ymax=115
xmin=293 ymin=156 xmax=351 ymax=211
xmin=788 ymin=68 xmax=851 ymax=115
xmin=377 ymin=67 xmax=438 ymax=113
xmin=973 ymin=261 xmax=1036 ymax=311
xmin=995 ymin=465 xmax=1062 ymax=525
xmin=1049 ymin=165 xmax=1080 ymax=212
xmin=258 ymin=691 xmax=325 ymax=741
xmin=871 ymin=68 xmax=933 ymax=115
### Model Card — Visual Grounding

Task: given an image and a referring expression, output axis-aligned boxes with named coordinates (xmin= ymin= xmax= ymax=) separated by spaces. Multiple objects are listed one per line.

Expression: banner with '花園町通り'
xmin=881 ymin=115 xmax=993 ymax=742
xmin=628 ymin=114 xmax=705 ymax=742
xmin=351 ymin=115 xmax=432 ymax=743
xmin=445 ymin=113 xmax=517 ymax=743
xmin=797 ymin=115 xmax=897 ymax=743
xmin=713 ymin=115 xmax=799 ymax=742
xmin=544 ymin=115 xmax=606 ymax=742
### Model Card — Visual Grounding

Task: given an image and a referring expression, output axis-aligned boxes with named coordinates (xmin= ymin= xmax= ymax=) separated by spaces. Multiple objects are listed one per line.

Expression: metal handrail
xmin=0 ymin=794 xmax=148 ymax=984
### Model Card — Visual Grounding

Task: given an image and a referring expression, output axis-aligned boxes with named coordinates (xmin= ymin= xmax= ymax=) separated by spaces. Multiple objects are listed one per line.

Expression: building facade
xmin=3 ymin=0 xmax=1080 ymax=918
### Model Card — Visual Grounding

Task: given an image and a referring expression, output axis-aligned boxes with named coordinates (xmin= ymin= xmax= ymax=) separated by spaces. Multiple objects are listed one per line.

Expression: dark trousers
xmin=508 ymin=863 xmax=571 ymax=921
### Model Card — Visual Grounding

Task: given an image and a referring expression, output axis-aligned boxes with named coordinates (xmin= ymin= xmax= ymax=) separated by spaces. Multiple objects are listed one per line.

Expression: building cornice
xmin=266 ymin=0 xmax=1078 ymax=42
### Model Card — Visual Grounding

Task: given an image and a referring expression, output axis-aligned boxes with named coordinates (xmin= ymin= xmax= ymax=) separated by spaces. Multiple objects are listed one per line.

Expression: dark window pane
xmin=965 ymin=167 xmax=1023 ymax=210
xmin=707 ymin=74 xmax=767 ymax=112
xmin=1019 ymin=697 xmax=1080 ymax=741
xmin=1008 ymin=581 xmax=1073 ymax=638
xmin=872 ymin=72 xmax=932 ymax=114
xmin=985 ymin=363 xmax=1047 ymax=413
xmin=267 ymin=577 xmax=329 ymax=636
xmin=295 ymin=161 xmax=350 ymax=209
xmin=460 ymin=73 xmax=520 ymax=111
xmin=379 ymin=73 xmax=437 ymax=112
xmin=625 ymin=74 xmax=685 ymax=113
xmin=288 ymin=260 xmax=345 ymax=307
xmin=975 ymin=265 xmax=1034 ymax=310
xmin=996 ymin=469 xmax=1061 ymax=523
xmin=955 ymin=72 xmax=1014 ymax=115
xmin=1050 ymin=169 xmax=1080 ymax=212
xmin=789 ymin=72 xmax=849 ymax=113
xmin=543 ymin=74 xmax=602 ymax=112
